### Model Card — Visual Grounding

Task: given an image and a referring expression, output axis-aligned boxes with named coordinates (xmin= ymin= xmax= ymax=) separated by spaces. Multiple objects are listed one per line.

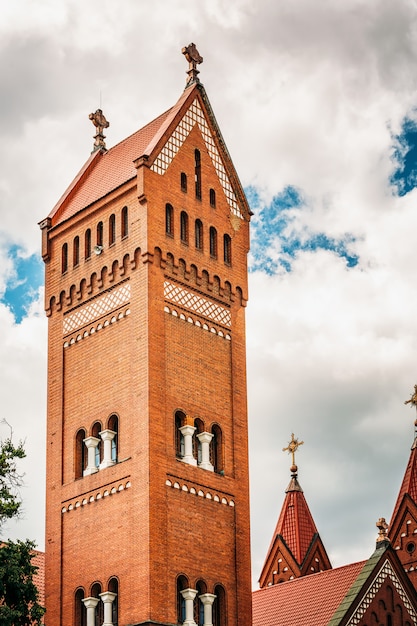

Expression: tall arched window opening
xmin=166 ymin=204 xmax=174 ymax=236
xmin=74 ymin=588 xmax=86 ymax=626
xmin=195 ymin=219 xmax=203 ymax=250
xmin=73 ymin=236 xmax=80 ymax=267
xmin=108 ymin=414 xmax=119 ymax=463
xmin=213 ymin=585 xmax=226 ymax=626
xmin=181 ymin=172 xmax=187 ymax=192
xmin=209 ymin=227 xmax=217 ymax=258
xmin=92 ymin=422 xmax=102 ymax=468
xmin=85 ymin=229 xmax=92 ymax=259
xmin=193 ymin=419 xmax=204 ymax=465
xmin=109 ymin=214 xmax=116 ymax=246
xmin=90 ymin=583 xmax=103 ymax=626
xmin=211 ymin=425 xmax=223 ymax=474
xmin=194 ymin=580 xmax=207 ymax=626
xmin=210 ymin=188 xmax=216 ymax=208
xmin=121 ymin=206 xmax=128 ymax=238
xmin=97 ymin=222 xmax=103 ymax=246
xmin=62 ymin=243 xmax=68 ymax=274
xmin=180 ymin=211 xmax=189 ymax=244
xmin=223 ymin=234 xmax=231 ymax=265
xmin=177 ymin=575 xmax=189 ymax=624
xmin=195 ymin=149 xmax=201 ymax=199
xmin=175 ymin=411 xmax=186 ymax=458
xmin=108 ymin=577 xmax=119 ymax=626
xmin=75 ymin=429 xmax=86 ymax=479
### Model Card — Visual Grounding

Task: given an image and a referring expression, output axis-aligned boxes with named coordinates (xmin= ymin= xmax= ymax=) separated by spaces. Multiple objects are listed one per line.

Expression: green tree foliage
xmin=0 ymin=434 xmax=45 ymax=625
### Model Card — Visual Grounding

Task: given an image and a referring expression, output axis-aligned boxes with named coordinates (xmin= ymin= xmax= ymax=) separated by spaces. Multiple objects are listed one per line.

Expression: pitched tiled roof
xmin=32 ymin=549 xmax=45 ymax=608
xmin=390 ymin=438 xmax=417 ymax=525
xmin=252 ymin=560 xmax=365 ymax=626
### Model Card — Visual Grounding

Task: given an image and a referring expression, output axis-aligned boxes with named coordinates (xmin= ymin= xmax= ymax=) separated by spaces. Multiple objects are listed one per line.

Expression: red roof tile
xmin=390 ymin=440 xmax=417 ymax=526
xmin=32 ymin=549 xmax=45 ymax=608
xmin=252 ymin=560 xmax=365 ymax=626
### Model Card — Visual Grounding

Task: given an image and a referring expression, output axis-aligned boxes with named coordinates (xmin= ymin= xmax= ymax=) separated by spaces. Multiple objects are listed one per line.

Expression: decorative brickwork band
xmin=164 ymin=281 xmax=231 ymax=327
xmin=151 ymin=99 xmax=242 ymax=219
xmin=63 ymin=282 xmax=130 ymax=335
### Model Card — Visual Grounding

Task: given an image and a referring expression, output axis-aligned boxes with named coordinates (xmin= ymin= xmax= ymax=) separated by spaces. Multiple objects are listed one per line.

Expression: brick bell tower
xmin=40 ymin=44 xmax=252 ymax=626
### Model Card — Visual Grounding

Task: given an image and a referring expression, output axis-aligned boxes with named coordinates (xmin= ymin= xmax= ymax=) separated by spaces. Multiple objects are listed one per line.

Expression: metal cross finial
xmin=282 ymin=433 xmax=304 ymax=470
xmin=89 ymin=109 xmax=110 ymax=152
xmin=404 ymin=384 xmax=417 ymax=411
xmin=182 ymin=43 xmax=203 ymax=87
xmin=376 ymin=517 xmax=389 ymax=543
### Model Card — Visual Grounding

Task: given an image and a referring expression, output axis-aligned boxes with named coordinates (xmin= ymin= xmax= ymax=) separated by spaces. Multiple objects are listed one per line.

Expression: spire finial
xmin=89 ymin=109 xmax=110 ymax=153
xmin=376 ymin=517 xmax=389 ymax=544
xmin=404 ymin=384 xmax=417 ymax=411
xmin=283 ymin=433 xmax=304 ymax=476
xmin=182 ymin=43 xmax=203 ymax=87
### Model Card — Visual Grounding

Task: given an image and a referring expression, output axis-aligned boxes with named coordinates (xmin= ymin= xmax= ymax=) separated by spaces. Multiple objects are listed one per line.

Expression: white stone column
xmin=179 ymin=425 xmax=197 ymax=466
xmin=196 ymin=432 xmax=214 ymax=471
xmin=99 ymin=429 xmax=116 ymax=469
xmin=99 ymin=590 xmax=117 ymax=626
xmin=180 ymin=588 xmax=198 ymax=625
xmin=82 ymin=596 xmax=99 ymax=626
xmin=199 ymin=593 xmax=216 ymax=626
xmin=83 ymin=436 xmax=100 ymax=476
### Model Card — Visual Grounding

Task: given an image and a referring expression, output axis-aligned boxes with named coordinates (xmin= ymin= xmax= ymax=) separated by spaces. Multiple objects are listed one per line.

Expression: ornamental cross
xmin=376 ymin=517 xmax=389 ymax=543
xmin=182 ymin=43 xmax=203 ymax=86
xmin=89 ymin=108 xmax=110 ymax=152
xmin=404 ymin=384 xmax=417 ymax=411
xmin=282 ymin=433 xmax=304 ymax=467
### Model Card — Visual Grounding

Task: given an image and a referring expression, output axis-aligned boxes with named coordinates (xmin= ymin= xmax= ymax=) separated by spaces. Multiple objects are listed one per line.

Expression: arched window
xmin=213 ymin=585 xmax=226 ymax=626
xmin=175 ymin=411 xmax=186 ymax=458
xmin=90 ymin=583 xmax=103 ymax=626
xmin=194 ymin=580 xmax=207 ymax=626
xmin=181 ymin=172 xmax=187 ymax=192
xmin=75 ymin=429 xmax=86 ymax=479
xmin=193 ymin=418 xmax=204 ymax=465
xmin=85 ymin=229 xmax=92 ymax=259
xmin=92 ymin=422 xmax=102 ymax=468
xmin=108 ymin=577 xmax=119 ymax=626
xmin=121 ymin=206 xmax=128 ymax=238
xmin=195 ymin=149 xmax=201 ymax=199
xmin=109 ymin=214 xmax=116 ymax=246
xmin=210 ymin=188 xmax=216 ymax=208
xmin=209 ymin=227 xmax=217 ymax=258
xmin=108 ymin=414 xmax=119 ymax=463
xmin=195 ymin=219 xmax=203 ymax=250
xmin=180 ymin=211 xmax=189 ymax=244
xmin=166 ymin=204 xmax=174 ymax=236
xmin=73 ymin=236 xmax=80 ymax=267
xmin=97 ymin=222 xmax=103 ymax=247
xmin=211 ymin=425 xmax=223 ymax=474
xmin=223 ymin=234 xmax=231 ymax=265
xmin=74 ymin=588 xmax=86 ymax=626
xmin=62 ymin=243 xmax=68 ymax=273
xmin=177 ymin=575 xmax=189 ymax=624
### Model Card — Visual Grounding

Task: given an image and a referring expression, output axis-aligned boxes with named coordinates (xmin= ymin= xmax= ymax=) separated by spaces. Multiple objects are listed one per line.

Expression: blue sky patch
xmin=2 ymin=245 xmax=43 ymax=323
xmin=391 ymin=117 xmax=417 ymax=196
xmin=247 ymin=185 xmax=358 ymax=274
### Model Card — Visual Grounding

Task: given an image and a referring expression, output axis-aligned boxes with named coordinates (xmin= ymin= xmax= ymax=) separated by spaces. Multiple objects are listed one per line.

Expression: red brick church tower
xmin=40 ymin=45 xmax=252 ymax=626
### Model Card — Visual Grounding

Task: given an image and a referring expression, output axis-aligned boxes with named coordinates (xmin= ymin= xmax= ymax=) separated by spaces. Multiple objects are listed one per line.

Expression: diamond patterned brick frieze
xmin=164 ymin=281 xmax=231 ymax=327
xmin=151 ymin=99 xmax=242 ymax=219
xmin=63 ymin=283 xmax=131 ymax=335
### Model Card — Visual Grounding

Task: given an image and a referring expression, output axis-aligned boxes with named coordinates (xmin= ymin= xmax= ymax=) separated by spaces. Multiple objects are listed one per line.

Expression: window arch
xmin=211 ymin=425 xmax=223 ymax=474
xmin=210 ymin=188 xmax=216 ymax=207
xmin=121 ymin=206 xmax=128 ymax=239
xmin=175 ymin=411 xmax=186 ymax=458
xmin=166 ymin=204 xmax=174 ymax=236
xmin=194 ymin=580 xmax=207 ymax=626
xmin=85 ymin=229 xmax=92 ymax=259
xmin=195 ymin=219 xmax=203 ymax=250
xmin=177 ymin=575 xmax=189 ymax=624
xmin=74 ymin=588 xmax=86 ymax=626
xmin=213 ymin=585 xmax=226 ymax=626
xmin=108 ymin=414 xmax=119 ymax=463
xmin=181 ymin=172 xmax=187 ymax=192
xmin=108 ymin=577 xmax=119 ymax=626
xmin=97 ymin=222 xmax=103 ymax=246
xmin=209 ymin=227 xmax=218 ymax=258
xmin=73 ymin=236 xmax=80 ymax=267
xmin=180 ymin=211 xmax=189 ymax=244
xmin=195 ymin=149 xmax=201 ymax=199
xmin=193 ymin=418 xmax=204 ymax=465
xmin=90 ymin=582 xmax=103 ymax=626
xmin=109 ymin=214 xmax=116 ymax=246
xmin=223 ymin=234 xmax=231 ymax=265
xmin=75 ymin=429 xmax=86 ymax=479
xmin=62 ymin=243 xmax=68 ymax=273
xmin=91 ymin=422 xmax=102 ymax=468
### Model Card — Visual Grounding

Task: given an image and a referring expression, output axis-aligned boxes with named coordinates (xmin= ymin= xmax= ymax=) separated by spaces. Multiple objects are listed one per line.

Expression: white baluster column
xmin=99 ymin=590 xmax=117 ymax=626
xmin=196 ymin=432 xmax=214 ymax=471
xmin=83 ymin=436 xmax=100 ymax=476
xmin=82 ymin=596 xmax=99 ymax=626
xmin=180 ymin=588 xmax=198 ymax=626
xmin=179 ymin=425 xmax=197 ymax=466
xmin=99 ymin=429 xmax=116 ymax=469
xmin=199 ymin=593 xmax=216 ymax=626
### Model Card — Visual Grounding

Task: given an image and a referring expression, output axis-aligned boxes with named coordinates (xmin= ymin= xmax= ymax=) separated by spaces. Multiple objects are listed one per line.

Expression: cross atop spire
xmin=182 ymin=43 xmax=203 ymax=87
xmin=89 ymin=108 xmax=109 ymax=153
xmin=283 ymin=433 xmax=304 ymax=475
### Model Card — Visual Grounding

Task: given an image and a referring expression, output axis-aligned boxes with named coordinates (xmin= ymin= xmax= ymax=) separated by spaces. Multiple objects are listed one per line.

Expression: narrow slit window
xmin=73 ymin=236 xmax=80 ymax=267
xmin=85 ymin=229 xmax=91 ymax=259
xmin=223 ymin=234 xmax=231 ymax=265
xmin=181 ymin=172 xmax=187 ymax=192
xmin=109 ymin=214 xmax=116 ymax=246
xmin=210 ymin=188 xmax=216 ymax=207
xmin=166 ymin=204 xmax=174 ymax=236
xmin=195 ymin=219 xmax=203 ymax=250
xmin=97 ymin=222 xmax=103 ymax=246
xmin=121 ymin=206 xmax=128 ymax=238
xmin=195 ymin=149 xmax=201 ymax=199
xmin=62 ymin=243 xmax=68 ymax=274
xmin=209 ymin=227 xmax=217 ymax=258
xmin=180 ymin=211 xmax=189 ymax=244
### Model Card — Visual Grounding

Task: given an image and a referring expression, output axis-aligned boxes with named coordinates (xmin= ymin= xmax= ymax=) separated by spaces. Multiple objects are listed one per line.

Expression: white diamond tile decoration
xmin=63 ymin=283 xmax=131 ymax=335
xmin=151 ymin=99 xmax=242 ymax=219
xmin=164 ymin=281 xmax=231 ymax=327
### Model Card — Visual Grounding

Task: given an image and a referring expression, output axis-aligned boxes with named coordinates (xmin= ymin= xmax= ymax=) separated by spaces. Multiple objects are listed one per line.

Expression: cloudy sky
xmin=2 ymin=0 xmax=417 ymax=588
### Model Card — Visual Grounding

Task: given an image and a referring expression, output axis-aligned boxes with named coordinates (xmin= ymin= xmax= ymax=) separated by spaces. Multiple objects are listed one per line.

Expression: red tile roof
xmin=32 ymin=549 xmax=45 ymax=608
xmin=252 ymin=560 xmax=365 ymax=626
xmin=390 ymin=439 xmax=417 ymax=525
